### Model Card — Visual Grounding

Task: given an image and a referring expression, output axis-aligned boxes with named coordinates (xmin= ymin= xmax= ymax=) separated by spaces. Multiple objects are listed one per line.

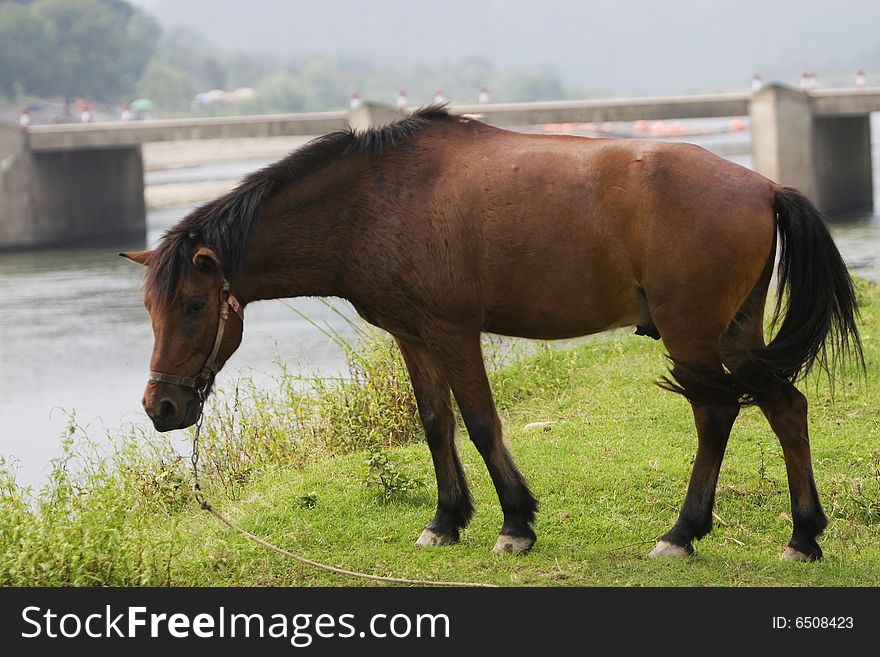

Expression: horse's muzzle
xmin=143 ymin=388 xmax=202 ymax=432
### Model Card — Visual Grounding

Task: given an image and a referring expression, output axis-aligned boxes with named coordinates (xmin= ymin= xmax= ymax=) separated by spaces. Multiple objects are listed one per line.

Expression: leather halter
xmin=148 ymin=277 xmax=244 ymax=398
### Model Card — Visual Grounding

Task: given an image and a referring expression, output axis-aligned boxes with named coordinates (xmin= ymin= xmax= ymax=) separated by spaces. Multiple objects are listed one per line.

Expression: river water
xmin=1 ymin=119 xmax=878 ymax=487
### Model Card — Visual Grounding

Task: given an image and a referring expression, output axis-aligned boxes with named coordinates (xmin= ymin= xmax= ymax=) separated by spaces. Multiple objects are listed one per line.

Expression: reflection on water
xmin=828 ymin=215 xmax=880 ymax=282
xmin=1 ymin=121 xmax=879 ymax=488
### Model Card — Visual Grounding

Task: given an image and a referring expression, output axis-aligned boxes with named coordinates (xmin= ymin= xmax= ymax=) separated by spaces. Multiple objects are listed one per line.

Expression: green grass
xmin=1 ymin=282 xmax=878 ymax=586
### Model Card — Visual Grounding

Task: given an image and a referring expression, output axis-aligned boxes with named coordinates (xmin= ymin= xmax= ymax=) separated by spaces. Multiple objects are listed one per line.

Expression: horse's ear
xmin=119 ymin=250 xmax=153 ymax=266
xmin=192 ymin=246 xmax=220 ymax=272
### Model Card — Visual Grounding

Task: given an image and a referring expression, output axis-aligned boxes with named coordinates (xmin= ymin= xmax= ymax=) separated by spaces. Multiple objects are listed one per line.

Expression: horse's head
xmin=121 ymin=246 xmax=244 ymax=432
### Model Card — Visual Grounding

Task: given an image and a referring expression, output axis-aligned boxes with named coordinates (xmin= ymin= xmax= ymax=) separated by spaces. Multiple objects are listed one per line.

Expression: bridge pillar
xmin=0 ymin=122 xmax=35 ymax=249
xmin=812 ymin=115 xmax=873 ymax=217
xmin=0 ymin=126 xmax=145 ymax=250
xmin=29 ymin=147 xmax=146 ymax=247
xmin=749 ymin=83 xmax=873 ymax=217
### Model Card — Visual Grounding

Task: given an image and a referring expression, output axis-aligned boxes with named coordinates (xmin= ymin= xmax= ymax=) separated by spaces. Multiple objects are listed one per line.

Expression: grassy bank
xmin=1 ymin=283 xmax=878 ymax=587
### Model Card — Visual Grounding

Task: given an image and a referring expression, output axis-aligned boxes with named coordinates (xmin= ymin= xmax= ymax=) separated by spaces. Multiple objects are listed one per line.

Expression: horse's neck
xmin=237 ymin=178 xmax=352 ymax=303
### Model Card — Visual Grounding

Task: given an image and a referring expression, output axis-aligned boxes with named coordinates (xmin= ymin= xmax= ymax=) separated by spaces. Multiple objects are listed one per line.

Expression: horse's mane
xmin=145 ymin=104 xmax=453 ymax=307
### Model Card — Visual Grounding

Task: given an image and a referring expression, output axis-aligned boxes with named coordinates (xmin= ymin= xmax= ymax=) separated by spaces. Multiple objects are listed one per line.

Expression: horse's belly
xmin=483 ymin=283 xmax=648 ymax=340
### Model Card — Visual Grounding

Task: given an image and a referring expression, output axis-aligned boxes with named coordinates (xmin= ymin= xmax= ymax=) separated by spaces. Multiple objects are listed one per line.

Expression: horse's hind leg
xmin=722 ymin=299 xmax=827 ymax=561
xmin=646 ymin=308 xmax=741 ymax=558
xmin=425 ymin=329 xmax=538 ymax=554
xmin=758 ymin=384 xmax=826 ymax=561
xmin=397 ymin=338 xmax=473 ymax=546
xmin=650 ymin=373 xmax=740 ymax=558
xmin=646 ymin=236 xmax=775 ymax=558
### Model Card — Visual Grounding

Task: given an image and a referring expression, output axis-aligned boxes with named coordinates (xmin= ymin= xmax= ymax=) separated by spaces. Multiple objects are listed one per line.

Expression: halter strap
xmin=148 ymin=277 xmax=244 ymax=396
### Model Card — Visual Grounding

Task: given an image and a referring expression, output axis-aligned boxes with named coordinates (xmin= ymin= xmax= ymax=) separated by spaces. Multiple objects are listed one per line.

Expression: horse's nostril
xmin=159 ymin=398 xmax=178 ymax=421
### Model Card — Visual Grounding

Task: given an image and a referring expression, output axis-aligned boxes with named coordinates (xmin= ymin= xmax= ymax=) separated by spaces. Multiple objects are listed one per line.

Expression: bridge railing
xmin=451 ymin=92 xmax=751 ymax=125
xmin=26 ymin=111 xmax=350 ymax=151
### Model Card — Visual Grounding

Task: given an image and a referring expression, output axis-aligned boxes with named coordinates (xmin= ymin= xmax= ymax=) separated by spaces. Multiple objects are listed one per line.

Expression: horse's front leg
xmin=425 ymin=329 xmax=538 ymax=554
xmin=397 ymin=338 xmax=473 ymax=546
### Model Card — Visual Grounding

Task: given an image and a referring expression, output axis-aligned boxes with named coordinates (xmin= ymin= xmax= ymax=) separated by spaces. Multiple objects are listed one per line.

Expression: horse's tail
xmin=661 ymin=185 xmax=864 ymax=405
xmin=761 ymin=186 xmax=864 ymax=384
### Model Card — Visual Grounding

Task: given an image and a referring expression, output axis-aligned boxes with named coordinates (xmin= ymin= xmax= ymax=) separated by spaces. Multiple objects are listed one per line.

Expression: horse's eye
xmin=185 ymin=300 xmax=206 ymax=316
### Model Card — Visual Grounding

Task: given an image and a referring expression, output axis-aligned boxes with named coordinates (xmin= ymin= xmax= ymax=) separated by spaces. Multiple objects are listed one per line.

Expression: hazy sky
xmin=132 ymin=0 xmax=879 ymax=94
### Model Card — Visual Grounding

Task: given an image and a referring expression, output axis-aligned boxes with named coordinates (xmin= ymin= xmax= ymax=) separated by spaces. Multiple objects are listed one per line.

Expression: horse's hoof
xmin=492 ymin=534 xmax=535 ymax=555
xmin=648 ymin=540 xmax=692 ymax=559
xmin=781 ymin=546 xmax=814 ymax=562
xmin=415 ymin=528 xmax=457 ymax=547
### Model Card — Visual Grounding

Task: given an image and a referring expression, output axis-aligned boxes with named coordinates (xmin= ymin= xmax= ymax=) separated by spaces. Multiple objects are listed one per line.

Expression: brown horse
xmin=122 ymin=106 xmax=862 ymax=561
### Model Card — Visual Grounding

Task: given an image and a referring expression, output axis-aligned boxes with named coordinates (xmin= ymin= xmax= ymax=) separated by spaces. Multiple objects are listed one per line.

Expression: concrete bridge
xmin=1 ymin=83 xmax=878 ymax=249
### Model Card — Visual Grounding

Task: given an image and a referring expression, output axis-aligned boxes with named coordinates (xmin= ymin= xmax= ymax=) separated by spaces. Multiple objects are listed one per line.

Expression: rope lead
xmin=190 ymin=408 xmax=497 ymax=588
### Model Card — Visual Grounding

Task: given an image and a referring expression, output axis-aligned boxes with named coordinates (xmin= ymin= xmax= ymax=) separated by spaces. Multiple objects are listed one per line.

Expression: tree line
xmin=0 ymin=0 xmax=576 ymax=115
xmin=0 ymin=0 xmax=158 ymax=103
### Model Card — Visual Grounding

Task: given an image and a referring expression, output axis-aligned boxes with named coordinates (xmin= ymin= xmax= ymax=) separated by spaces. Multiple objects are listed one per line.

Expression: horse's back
xmin=433 ymin=127 xmax=776 ymax=339
xmin=364 ymin=122 xmax=776 ymax=341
